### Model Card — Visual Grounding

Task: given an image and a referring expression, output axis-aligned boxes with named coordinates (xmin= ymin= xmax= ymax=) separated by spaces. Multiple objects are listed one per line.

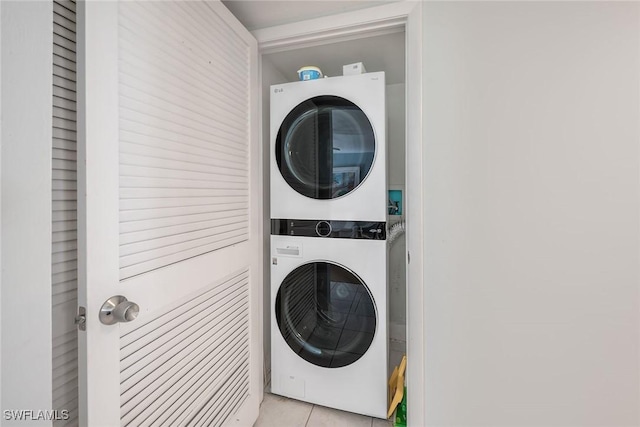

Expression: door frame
xmin=253 ymin=2 xmax=424 ymax=425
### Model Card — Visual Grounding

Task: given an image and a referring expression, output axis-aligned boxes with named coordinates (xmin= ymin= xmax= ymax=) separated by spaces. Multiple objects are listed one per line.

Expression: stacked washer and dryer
xmin=270 ymin=72 xmax=388 ymax=418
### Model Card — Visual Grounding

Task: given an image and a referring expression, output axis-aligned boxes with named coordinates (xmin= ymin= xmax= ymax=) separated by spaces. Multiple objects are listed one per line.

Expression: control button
xmin=315 ymin=221 xmax=332 ymax=237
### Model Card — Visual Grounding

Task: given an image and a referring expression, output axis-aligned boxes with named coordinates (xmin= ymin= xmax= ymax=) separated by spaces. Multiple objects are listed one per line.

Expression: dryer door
xmin=275 ymin=261 xmax=376 ymax=368
xmin=275 ymin=96 xmax=376 ymax=199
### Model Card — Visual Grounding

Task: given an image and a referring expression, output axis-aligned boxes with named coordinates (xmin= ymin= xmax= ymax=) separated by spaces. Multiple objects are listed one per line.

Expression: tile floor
xmin=254 ymin=392 xmax=393 ymax=427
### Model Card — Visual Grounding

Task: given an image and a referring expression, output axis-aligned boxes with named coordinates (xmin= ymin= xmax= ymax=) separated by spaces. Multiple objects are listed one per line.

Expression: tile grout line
xmin=304 ymin=404 xmax=315 ymax=427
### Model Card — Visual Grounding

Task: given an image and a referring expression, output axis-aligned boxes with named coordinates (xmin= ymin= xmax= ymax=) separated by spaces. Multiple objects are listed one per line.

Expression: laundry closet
xmin=260 ymin=30 xmax=407 ymax=418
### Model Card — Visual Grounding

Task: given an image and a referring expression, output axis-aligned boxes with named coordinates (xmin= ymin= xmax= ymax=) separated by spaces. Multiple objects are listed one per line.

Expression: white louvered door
xmin=77 ymin=1 xmax=261 ymax=426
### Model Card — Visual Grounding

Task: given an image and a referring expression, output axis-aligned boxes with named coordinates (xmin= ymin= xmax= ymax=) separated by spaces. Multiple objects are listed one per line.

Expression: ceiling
xmin=221 ymin=1 xmax=398 ymax=31
xmin=222 ymin=1 xmax=406 ymax=85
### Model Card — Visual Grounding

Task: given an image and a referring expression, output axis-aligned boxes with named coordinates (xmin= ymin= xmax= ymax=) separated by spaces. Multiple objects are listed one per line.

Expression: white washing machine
xmin=270 ymin=220 xmax=388 ymax=418
xmin=270 ymin=72 xmax=386 ymax=222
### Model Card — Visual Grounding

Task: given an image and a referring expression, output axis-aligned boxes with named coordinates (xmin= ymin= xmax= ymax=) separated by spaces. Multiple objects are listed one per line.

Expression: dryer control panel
xmin=271 ymin=219 xmax=386 ymax=240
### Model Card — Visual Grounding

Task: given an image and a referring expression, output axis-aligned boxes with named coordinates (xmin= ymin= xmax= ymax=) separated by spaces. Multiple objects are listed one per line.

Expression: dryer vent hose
xmin=387 ymin=221 xmax=406 ymax=246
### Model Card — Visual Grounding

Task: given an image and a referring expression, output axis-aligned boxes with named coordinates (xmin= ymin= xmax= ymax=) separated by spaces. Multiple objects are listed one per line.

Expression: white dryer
xmin=270 ymin=220 xmax=388 ymax=418
xmin=270 ymin=72 xmax=386 ymax=222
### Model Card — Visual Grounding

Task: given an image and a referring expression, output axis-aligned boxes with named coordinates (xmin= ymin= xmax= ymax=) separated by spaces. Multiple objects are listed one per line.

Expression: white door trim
xmin=254 ymin=1 xmax=414 ymax=54
xmin=253 ymin=2 xmax=425 ymax=425
xmin=404 ymin=5 xmax=425 ymax=426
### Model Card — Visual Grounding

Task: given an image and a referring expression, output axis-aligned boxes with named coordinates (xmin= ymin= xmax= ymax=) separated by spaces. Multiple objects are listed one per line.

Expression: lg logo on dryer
xmin=274 ymin=88 xmax=284 ymax=94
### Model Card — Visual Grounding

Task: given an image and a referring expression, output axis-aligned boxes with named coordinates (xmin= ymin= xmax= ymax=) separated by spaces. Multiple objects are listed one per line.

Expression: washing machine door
xmin=276 ymin=96 xmax=376 ymax=199
xmin=275 ymin=261 xmax=376 ymax=368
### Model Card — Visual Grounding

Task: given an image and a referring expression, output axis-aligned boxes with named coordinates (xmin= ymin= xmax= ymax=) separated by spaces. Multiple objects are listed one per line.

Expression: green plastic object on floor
xmin=393 ymin=387 xmax=407 ymax=427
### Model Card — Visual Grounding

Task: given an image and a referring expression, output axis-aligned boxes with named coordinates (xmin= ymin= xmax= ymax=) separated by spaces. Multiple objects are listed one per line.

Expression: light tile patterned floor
xmin=254 ymin=393 xmax=393 ymax=427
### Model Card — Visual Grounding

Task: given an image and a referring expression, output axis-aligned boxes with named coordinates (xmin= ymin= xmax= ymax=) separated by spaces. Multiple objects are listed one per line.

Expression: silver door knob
xmin=99 ymin=295 xmax=139 ymax=325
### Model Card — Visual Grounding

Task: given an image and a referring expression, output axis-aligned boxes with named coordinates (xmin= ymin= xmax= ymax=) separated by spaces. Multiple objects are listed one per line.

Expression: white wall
xmin=422 ymin=2 xmax=639 ymax=426
xmin=387 ymin=83 xmax=406 ymax=192
xmin=387 ymin=83 xmax=406 ymax=335
xmin=1 ymin=0 xmax=53 ymax=422
xmin=0 ymin=0 xmax=3 ymax=413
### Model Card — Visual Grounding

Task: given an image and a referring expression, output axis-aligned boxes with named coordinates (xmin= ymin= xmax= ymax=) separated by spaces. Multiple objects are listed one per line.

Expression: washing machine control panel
xmin=271 ymin=219 xmax=386 ymax=240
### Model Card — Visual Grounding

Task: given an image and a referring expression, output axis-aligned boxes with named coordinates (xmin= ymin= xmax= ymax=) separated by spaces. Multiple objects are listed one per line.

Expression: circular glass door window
xmin=276 ymin=96 xmax=376 ymax=199
xmin=275 ymin=261 xmax=377 ymax=368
